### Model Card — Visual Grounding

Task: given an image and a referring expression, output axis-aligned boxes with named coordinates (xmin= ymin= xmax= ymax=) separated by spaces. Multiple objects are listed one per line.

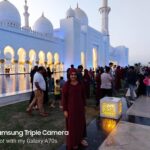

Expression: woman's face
xmin=70 ymin=72 xmax=77 ymax=81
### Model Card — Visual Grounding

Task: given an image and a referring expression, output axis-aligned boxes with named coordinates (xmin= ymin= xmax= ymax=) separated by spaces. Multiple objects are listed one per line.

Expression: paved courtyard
xmin=0 ymin=94 xmax=150 ymax=150
xmin=59 ymin=96 xmax=150 ymax=150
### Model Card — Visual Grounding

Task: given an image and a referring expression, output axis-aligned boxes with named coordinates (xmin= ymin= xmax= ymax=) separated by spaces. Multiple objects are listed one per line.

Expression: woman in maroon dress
xmin=62 ymin=68 xmax=88 ymax=150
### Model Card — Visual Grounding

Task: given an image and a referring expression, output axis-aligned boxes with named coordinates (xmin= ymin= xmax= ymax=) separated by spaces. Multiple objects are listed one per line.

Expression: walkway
xmin=99 ymin=96 xmax=150 ymax=150
xmin=59 ymin=96 xmax=150 ymax=150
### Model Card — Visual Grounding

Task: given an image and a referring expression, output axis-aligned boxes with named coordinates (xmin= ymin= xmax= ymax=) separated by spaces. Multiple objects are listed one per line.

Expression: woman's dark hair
xmin=105 ymin=66 xmax=111 ymax=73
xmin=38 ymin=66 xmax=45 ymax=71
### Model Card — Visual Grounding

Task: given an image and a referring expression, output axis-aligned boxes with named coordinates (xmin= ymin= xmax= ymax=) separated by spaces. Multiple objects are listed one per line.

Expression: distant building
xmin=0 ymin=0 xmax=128 ymax=74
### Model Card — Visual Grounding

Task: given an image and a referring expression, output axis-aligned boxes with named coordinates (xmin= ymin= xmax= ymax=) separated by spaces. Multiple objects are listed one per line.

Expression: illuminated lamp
xmin=100 ymin=97 xmax=122 ymax=119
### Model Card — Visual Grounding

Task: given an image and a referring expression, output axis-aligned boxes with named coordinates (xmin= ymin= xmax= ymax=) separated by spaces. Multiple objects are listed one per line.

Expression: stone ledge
xmin=0 ymin=91 xmax=31 ymax=107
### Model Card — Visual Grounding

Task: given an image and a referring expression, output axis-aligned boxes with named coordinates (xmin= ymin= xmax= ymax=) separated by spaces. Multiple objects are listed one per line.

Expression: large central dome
xmin=0 ymin=0 xmax=21 ymax=27
xmin=33 ymin=13 xmax=53 ymax=36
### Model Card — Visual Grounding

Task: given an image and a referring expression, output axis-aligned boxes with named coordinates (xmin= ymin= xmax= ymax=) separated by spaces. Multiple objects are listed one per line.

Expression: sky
xmin=8 ymin=0 xmax=150 ymax=65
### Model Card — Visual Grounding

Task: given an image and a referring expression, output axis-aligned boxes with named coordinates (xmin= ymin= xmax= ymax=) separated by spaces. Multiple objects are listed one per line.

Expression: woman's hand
xmin=64 ymin=111 xmax=68 ymax=118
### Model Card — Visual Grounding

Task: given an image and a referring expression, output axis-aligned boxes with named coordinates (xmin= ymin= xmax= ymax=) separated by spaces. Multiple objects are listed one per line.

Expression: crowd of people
xmin=26 ymin=63 xmax=150 ymax=150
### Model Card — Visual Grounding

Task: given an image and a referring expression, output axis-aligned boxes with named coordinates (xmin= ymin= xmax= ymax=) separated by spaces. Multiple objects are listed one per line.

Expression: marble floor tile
xmin=99 ymin=121 xmax=150 ymax=150
xmin=127 ymin=96 xmax=150 ymax=118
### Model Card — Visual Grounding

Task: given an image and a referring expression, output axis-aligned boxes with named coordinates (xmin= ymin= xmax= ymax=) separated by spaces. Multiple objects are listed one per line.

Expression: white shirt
xmin=101 ymin=73 xmax=112 ymax=89
xmin=33 ymin=72 xmax=46 ymax=91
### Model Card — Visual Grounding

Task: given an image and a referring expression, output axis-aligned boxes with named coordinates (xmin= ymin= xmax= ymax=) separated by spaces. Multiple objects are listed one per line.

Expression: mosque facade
xmin=0 ymin=0 xmax=128 ymax=74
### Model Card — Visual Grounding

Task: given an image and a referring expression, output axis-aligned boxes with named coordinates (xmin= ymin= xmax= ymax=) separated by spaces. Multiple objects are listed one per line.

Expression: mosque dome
xmin=0 ymin=0 xmax=21 ymax=27
xmin=74 ymin=5 xmax=88 ymax=26
xmin=33 ymin=13 xmax=53 ymax=35
xmin=66 ymin=7 xmax=75 ymax=18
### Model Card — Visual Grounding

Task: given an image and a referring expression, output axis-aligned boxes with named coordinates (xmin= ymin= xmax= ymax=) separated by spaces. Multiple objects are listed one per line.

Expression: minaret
xmin=23 ymin=0 xmax=30 ymax=29
xmin=99 ymin=0 xmax=111 ymax=35
xmin=77 ymin=2 xmax=79 ymax=8
xmin=99 ymin=0 xmax=111 ymax=66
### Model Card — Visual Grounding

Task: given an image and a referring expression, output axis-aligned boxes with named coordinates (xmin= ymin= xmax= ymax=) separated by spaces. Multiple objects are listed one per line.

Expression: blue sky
xmin=8 ymin=0 xmax=150 ymax=65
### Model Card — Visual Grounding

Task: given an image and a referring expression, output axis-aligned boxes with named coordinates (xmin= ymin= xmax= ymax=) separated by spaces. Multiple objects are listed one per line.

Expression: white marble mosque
xmin=0 ymin=0 xmax=128 ymax=74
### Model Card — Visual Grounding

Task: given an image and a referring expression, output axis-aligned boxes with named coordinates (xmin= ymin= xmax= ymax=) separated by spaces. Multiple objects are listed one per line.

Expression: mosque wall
xmin=0 ymin=0 xmax=129 ymax=74
xmin=0 ymin=27 xmax=64 ymax=63
xmin=60 ymin=17 xmax=82 ymax=69
xmin=80 ymin=32 xmax=87 ymax=68
xmin=115 ymin=46 xmax=129 ymax=67
xmin=109 ymin=46 xmax=129 ymax=67
xmin=86 ymin=26 xmax=105 ymax=68
xmin=60 ymin=16 xmax=108 ymax=70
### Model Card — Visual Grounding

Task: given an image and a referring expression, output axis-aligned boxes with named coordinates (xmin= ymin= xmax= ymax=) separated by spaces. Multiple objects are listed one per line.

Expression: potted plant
xmin=36 ymin=61 xmax=39 ymax=64
xmin=25 ymin=60 xmax=30 ymax=64
xmin=14 ymin=60 xmax=18 ymax=63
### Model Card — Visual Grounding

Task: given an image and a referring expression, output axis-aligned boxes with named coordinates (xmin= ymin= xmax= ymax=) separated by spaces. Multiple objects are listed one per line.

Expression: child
xmin=50 ymin=79 xmax=62 ymax=108
xmin=60 ymin=76 xmax=65 ymax=90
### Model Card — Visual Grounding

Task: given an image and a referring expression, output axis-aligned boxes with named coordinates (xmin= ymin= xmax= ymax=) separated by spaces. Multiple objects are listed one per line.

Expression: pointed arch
xmin=17 ymin=48 xmax=26 ymax=64
xmin=29 ymin=49 xmax=36 ymax=64
xmin=54 ymin=53 xmax=59 ymax=64
xmin=38 ymin=50 xmax=45 ymax=65
xmin=81 ymin=51 xmax=86 ymax=69
xmin=17 ymin=48 xmax=26 ymax=73
xmin=47 ymin=52 xmax=53 ymax=65
xmin=93 ymin=48 xmax=98 ymax=70
xmin=4 ymin=46 xmax=15 ymax=73
xmin=4 ymin=46 xmax=15 ymax=62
